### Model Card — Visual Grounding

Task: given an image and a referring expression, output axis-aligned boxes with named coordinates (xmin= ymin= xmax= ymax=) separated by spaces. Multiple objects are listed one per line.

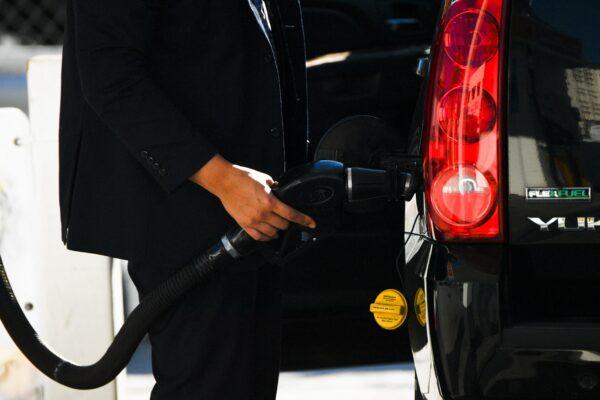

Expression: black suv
xmin=404 ymin=0 xmax=600 ymax=398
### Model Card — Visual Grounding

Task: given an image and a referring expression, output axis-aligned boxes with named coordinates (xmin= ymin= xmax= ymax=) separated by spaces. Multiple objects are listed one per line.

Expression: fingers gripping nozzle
xmin=221 ymin=160 xmax=348 ymax=259
xmin=221 ymin=160 xmax=417 ymax=259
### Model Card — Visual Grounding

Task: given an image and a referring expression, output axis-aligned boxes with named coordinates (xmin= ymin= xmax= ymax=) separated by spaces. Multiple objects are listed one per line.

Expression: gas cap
xmin=369 ymin=289 xmax=408 ymax=330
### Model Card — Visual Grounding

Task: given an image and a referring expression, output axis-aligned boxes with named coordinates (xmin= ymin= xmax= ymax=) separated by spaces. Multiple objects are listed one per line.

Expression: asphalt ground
xmin=123 ymin=362 xmax=415 ymax=400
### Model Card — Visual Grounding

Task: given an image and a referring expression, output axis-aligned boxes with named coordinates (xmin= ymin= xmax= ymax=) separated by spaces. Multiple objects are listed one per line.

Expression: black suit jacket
xmin=59 ymin=0 xmax=308 ymax=266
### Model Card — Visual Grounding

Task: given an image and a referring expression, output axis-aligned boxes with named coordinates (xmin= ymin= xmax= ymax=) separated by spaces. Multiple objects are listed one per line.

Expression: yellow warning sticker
xmin=369 ymin=289 xmax=408 ymax=330
xmin=414 ymin=288 xmax=426 ymax=327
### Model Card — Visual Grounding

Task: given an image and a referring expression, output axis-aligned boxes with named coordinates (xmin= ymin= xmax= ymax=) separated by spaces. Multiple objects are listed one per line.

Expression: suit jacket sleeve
xmin=72 ymin=0 xmax=217 ymax=193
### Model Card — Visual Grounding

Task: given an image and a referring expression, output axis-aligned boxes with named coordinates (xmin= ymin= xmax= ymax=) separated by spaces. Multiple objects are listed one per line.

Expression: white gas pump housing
xmin=0 ymin=55 xmax=122 ymax=400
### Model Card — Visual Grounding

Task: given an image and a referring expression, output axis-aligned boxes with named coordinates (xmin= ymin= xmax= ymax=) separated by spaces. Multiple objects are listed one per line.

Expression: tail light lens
xmin=424 ymin=0 xmax=507 ymax=241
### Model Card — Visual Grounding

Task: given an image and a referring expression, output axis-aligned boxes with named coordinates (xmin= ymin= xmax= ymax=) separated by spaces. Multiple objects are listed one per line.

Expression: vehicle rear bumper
xmin=404 ymin=239 xmax=600 ymax=399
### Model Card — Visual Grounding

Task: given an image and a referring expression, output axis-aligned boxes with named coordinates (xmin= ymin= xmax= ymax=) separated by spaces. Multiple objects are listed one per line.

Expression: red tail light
xmin=424 ymin=0 xmax=507 ymax=241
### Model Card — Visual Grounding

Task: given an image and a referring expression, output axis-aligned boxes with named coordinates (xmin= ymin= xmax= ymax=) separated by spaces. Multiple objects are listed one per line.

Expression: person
xmin=58 ymin=0 xmax=315 ymax=398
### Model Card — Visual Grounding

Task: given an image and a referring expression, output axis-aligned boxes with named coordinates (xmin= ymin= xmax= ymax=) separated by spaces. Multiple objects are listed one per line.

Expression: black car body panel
xmin=283 ymin=0 xmax=440 ymax=369
xmin=303 ymin=0 xmax=441 ymax=147
xmin=507 ymin=0 xmax=600 ymax=245
xmin=406 ymin=241 xmax=600 ymax=399
xmin=406 ymin=0 xmax=600 ymax=398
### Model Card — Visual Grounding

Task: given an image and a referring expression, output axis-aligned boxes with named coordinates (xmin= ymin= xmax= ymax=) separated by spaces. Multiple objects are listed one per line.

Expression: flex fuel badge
xmin=369 ymin=289 xmax=407 ymax=330
xmin=526 ymin=187 xmax=591 ymax=201
xmin=414 ymin=288 xmax=426 ymax=327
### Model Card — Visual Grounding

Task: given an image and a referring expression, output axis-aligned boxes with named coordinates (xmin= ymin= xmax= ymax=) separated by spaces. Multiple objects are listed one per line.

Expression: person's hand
xmin=190 ymin=155 xmax=316 ymax=241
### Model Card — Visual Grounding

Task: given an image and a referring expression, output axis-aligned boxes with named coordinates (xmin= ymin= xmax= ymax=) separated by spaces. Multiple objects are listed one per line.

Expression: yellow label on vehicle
xmin=369 ymin=289 xmax=408 ymax=330
xmin=414 ymin=288 xmax=426 ymax=327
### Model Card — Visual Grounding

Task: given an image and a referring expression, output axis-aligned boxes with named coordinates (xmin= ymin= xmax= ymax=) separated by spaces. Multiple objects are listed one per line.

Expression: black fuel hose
xmin=0 ymin=160 xmax=400 ymax=390
xmin=0 ymin=228 xmax=255 ymax=390
xmin=0 ymin=160 xmax=346 ymax=390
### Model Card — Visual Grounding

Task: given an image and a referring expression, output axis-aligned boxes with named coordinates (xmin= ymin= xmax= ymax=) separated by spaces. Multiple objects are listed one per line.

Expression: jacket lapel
xmin=245 ymin=0 xmax=272 ymax=44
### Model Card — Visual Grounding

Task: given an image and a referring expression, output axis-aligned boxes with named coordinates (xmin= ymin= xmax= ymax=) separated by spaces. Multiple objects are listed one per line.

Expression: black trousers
xmin=128 ymin=254 xmax=282 ymax=400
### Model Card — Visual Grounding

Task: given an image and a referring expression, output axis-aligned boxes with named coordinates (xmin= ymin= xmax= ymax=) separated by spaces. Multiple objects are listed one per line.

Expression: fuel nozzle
xmin=223 ymin=160 xmax=417 ymax=259
xmin=345 ymin=166 xmax=415 ymax=213
xmin=270 ymin=160 xmax=415 ymax=227
xmin=312 ymin=115 xmax=421 ymax=212
xmin=345 ymin=167 xmax=390 ymax=213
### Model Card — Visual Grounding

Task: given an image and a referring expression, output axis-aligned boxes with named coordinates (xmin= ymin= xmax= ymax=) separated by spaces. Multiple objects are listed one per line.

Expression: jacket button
xmin=158 ymin=168 xmax=167 ymax=177
xmin=269 ymin=127 xmax=280 ymax=138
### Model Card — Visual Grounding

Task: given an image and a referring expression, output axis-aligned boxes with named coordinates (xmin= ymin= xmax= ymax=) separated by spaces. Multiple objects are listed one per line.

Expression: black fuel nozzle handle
xmin=220 ymin=160 xmax=347 ymax=259
xmin=220 ymin=159 xmax=416 ymax=259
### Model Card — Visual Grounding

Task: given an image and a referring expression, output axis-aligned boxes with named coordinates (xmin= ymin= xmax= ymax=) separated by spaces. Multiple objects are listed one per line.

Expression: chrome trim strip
xmin=221 ymin=235 xmax=241 ymax=259
xmin=346 ymin=168 xmax=353 ymax=202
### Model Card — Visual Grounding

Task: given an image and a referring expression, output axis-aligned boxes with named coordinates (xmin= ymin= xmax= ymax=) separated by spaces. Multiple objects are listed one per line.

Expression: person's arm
xmin=191 ymin=155 xmax=316 ymax=241
xmin=73 ymin=0 xmax=315 ymax=239
xmin=73 ymin=0 xmax=216 ymax=193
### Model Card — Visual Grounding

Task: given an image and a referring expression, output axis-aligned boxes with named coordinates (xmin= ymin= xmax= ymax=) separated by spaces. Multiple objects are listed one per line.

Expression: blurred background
xmin=0 ymin=0 xmax=63 ymax=111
